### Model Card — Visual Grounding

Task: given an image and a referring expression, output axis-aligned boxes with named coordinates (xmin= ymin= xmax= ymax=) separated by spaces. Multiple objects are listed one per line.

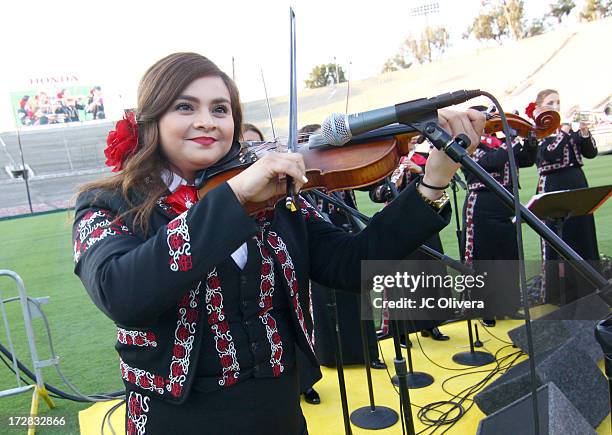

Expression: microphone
xmin=309 ymin=89 xmax=481 ymax=147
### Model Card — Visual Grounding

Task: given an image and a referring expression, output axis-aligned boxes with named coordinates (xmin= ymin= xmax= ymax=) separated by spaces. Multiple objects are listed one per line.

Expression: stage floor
xmin=78 ymin=319 xmax=611 ymax=434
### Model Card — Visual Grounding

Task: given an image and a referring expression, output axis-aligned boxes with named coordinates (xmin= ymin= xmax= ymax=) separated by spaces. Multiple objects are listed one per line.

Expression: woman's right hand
xmin=227 ymin=152 xmax=307 ymax=205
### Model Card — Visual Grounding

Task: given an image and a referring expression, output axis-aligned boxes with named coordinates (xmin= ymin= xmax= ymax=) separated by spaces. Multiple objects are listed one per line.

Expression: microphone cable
xmin=0 ymin=296 xmax=124 ymax=402
xmin=476 ymin=91 xmax=542 ymax=434
xmin=375 ymin=328 xmax=524 ymax=435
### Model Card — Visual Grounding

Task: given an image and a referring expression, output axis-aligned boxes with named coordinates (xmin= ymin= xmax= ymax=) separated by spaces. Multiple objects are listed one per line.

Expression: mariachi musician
xmin=529 ymin=89 xmax=599 ymax=304
xmin=461 ymin=106 xmax=538 ymax=325
xmin=72 ymin=52 xmax=484 ymax=434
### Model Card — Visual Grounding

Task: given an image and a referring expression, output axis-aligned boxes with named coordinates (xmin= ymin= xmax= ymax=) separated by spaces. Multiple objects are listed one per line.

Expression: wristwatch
xmin=416 ymin=185 xmax=450 ymax=212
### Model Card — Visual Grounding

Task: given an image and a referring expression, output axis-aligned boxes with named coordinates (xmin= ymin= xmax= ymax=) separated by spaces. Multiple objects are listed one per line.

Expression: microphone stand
xmin=391 ymin=319 xmax=416 ymax=435
xmin=390 ymin=320 xmax=434 ymax=388
xmin=450 ymin=175 xmax=463 ymax=258
xmin=350 ymin=318 xmax=399 ymax=430
xmin=327 ymin=288 xmax=354 ymax=435
xmin=407 ymin=111 xmax=612 ymax=435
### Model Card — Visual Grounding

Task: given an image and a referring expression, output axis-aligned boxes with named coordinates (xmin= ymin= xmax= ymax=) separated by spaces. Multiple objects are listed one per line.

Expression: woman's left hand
xmin=420 ymin=109 xmax=485 ymax=199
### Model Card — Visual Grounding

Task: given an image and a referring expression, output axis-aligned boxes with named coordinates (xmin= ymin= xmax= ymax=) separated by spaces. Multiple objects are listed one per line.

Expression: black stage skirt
xmin=310 ymin=281 xmax=380 ymax=367
xmin=538 ymin=167 xmax=600 ymax=304
xmin=462 ymin=190 xmax=522 ymax=317
xmin=125 ymin=364 xmax=308 ymax=435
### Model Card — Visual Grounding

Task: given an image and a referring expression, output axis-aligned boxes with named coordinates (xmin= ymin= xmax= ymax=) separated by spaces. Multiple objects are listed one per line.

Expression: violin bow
xmin=260 ymin=67 xmax=277 ymax=140
xmin=285 ymin=7 xmax=299 ymax=212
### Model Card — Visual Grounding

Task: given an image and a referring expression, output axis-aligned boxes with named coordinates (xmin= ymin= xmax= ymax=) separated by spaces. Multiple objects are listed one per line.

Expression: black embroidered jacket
xmin=73 ymin=181 xmax=449 ymax=404
xmin=463 ymin=137 xmax=537 ymax=192
xmin=536 ymin=130 xmax=597 ymax=176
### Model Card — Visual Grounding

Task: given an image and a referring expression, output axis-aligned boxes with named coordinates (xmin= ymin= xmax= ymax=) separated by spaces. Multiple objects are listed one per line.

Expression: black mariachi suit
xmin=73 ymin=181 xmax=450 ymax=435
xmin=536 ymin=130 xmax=599 ymax=304
xmin=461 ymin=137 xmax=537 ymax=317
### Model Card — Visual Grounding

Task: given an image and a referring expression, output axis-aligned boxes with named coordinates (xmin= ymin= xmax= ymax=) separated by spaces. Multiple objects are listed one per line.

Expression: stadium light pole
xmin=409 ymin=1 xmax=440 ymax=63
xmin=15 ymin=128 xmax=33 ymax=214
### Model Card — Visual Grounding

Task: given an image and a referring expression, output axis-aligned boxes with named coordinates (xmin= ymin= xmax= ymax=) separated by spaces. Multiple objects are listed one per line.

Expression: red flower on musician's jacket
xmin=525 ymin=102 xmax=537 ymax=121
xmin=105 ymin=112 xmax=139 ymax=172
xmin=409 ymin=153 xmax=428 ymax=166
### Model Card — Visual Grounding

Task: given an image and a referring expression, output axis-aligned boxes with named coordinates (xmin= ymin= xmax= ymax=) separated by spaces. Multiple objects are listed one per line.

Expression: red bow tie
xmin=165 ymin=185 xmax=198 ymax=214
xmin=481 ymin=134 xmax=503 ymax=149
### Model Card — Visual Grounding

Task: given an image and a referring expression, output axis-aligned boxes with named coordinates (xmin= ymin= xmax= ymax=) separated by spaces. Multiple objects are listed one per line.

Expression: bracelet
xmin=419 ymin=179 xmax=449 ymax=190
xmin=416 ymin=185 xmax=450 ymax=211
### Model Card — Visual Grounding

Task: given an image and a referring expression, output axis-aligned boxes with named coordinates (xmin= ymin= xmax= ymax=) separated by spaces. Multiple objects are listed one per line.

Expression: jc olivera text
xmin=371 ymin=297 xmax=485 ymax=310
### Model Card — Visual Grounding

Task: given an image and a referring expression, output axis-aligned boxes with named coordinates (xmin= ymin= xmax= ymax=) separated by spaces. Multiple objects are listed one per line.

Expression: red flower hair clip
xmin=105 ymin=112 xmax=139 ymax=172
xmin=524 ymin=102 xmax=537 ymax=121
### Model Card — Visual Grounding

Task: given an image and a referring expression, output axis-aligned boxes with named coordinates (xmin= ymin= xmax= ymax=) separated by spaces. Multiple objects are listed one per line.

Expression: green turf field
xmin=0 ymin=155 xmax=610 ymax=433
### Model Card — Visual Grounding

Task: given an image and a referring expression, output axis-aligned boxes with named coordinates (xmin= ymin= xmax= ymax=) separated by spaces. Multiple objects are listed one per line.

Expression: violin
xmin=197 ymin=110 xmax=560 ymax=214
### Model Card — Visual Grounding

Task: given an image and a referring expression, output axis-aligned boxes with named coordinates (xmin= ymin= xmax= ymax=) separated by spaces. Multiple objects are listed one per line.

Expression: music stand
xmin=525 ymin=185 xmax=612 ymax=305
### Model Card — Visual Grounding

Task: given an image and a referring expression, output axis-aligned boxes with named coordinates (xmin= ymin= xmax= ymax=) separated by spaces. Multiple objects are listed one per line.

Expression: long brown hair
xmin=77 ymin=52 xmax=243 ymax=234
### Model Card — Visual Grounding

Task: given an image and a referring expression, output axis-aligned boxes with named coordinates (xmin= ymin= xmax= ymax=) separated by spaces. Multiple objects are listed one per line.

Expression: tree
xmin=465 ymin=0 xmax=525 ymax=42
xmin=381 ymin=54 xmax=412 ymax=73
xmin=525 ymin=18 xmax=547 ymax=37
xmin=580 ymin=0 xmax=612 ymax=21
xmin=549 ymin=0 xmax=575 ymax=23
xmin=304 ymin=63 xmax=346 ymax=89
xmin=403 ymin=26 xmax=450 ymax=64
xmin=501 ymin=0 xmax=525 ymax=40
xmin=469 ymin=11 xmax=503 ymax=42
xmin=381 ymin=25 xmax=449 ymax=72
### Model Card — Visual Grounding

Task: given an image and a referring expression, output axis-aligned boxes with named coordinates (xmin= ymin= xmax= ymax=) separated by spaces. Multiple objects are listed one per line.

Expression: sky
xmin=0 ymin=0 xmax=580 ymax=130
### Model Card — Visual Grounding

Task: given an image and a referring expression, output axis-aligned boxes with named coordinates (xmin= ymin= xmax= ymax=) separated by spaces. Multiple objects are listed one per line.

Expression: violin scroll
xmin=533 ymin=110 xmax=561 ymax=138
xmin=483 ymin=110 xmax=560 ymax=139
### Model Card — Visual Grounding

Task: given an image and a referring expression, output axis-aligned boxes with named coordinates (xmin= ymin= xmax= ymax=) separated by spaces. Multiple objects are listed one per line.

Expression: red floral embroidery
xmin=185 ymin=308 xmax=198 ymax=323
xmin=205 ymin=269 xmax=240 ymax=387
xmin=166 ymin=212 xmax=192 ymax=272
xmin=153 ymin=376 xmax=164 ymax=389
xmin=463 ymin=192 xmax=478 ymax=267
xmin=126 ymin=391 xmax=150 ymax=435
xmin=173 ymin=344 xmax=186 ymax=359
xmin=266 ymin=230 xmax=315 ymax=354
xmin=117 ymin=328 xmax=157 ymax=347
xmin=254 ymin=225 xmax=285 ymax=377
xmin=169 ymin=234 xmax=184 ymax=250
xmin=167 ymin=280 xmax=202 ymax=397
xmin=120 ymin=360 xmax=164 ymax=395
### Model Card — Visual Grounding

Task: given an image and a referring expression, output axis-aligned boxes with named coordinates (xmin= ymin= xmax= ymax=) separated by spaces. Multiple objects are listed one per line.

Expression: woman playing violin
xmin=72 ymin=52 xmax=484 ymax=435
xmin=460 ymin=105 xmax=539 ymax=325
xmin=530 ymin=89 xmax=600 ymax=305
